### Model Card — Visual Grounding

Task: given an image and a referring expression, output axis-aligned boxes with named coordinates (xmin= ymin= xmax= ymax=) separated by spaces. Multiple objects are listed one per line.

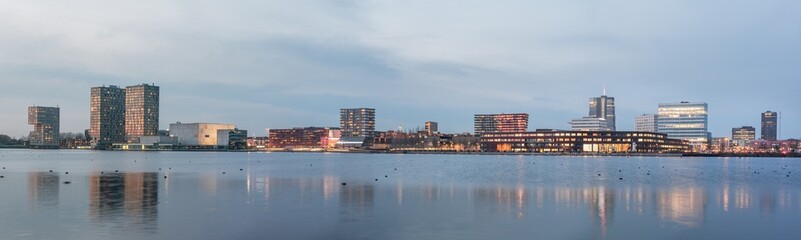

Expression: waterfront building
xmin=635 ymin=114 xmax=658 ymax=133
xmin=569 ymin=117 xmax=612 ymax=131
xmin=761 ymin=111 xmax=778 ymax=141
xmin=731 ymin=126 xmax=756 ymax=141
xmin=90 ymin=85 xmax=126 ymax=149
xmin=710 ymin=137 xmax=732 ymax=153
xmin=657 ymin=102 xmax=710 ymax=151
xmin=27 ymin=106 xmax=60 ymax=148
xmin=480 ymin=130 xmax=688 ymax=153
xmin=425 ymin=121 xmax=438 ymax=135
xmin=125 ymin=84 xmax=159 ymax=143
xmin=340 ymin=108 xmax=375 ymax=138
xmin=217 ymin=128 xmax=248 ymax=150
xmin=474 ymin=113 xmax=529 ymax=135
xmin=268 ymin=127 xmax=339 ymax=149
xmin=168 ymin=122 xmax=236 ymax=148
xmin=589 ymin=94 xmax=616 ymax=131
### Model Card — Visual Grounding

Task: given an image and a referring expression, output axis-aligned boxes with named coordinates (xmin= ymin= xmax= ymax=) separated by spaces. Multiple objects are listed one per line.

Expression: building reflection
xmin=28 ymin=172 xmax=60 ymax=208
xmin=89 ymin=172 xmax=158 ymax=231
xmin=656 ymin=188 xmax=707 ymax=227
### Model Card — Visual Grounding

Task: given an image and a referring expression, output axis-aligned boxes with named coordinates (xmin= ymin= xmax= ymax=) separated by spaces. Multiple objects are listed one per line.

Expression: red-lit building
xmin=474 ymin=113 xmax=529 ymax=135
xmin=480 ymin=130 xmax=689 ymax=153
xmin=268 ymin=127 xmax=339 ymax=149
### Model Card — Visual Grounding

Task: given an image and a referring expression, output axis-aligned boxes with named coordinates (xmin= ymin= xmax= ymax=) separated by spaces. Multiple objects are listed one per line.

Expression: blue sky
xmin=0 ymin=0 xmax=799 ymax=138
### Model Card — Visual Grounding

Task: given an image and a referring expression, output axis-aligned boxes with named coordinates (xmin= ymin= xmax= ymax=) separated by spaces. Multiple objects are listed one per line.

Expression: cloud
xmin=0 ymin=0 xmax=799 ymax=137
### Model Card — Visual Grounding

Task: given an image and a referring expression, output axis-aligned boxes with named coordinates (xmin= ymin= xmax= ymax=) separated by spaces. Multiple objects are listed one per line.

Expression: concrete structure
xmin=589 ymin=94 xmax=616 ymax=131
xmin=168 ymin=122 xmax=236 ymax=148
xmin=474 ymin=113 xmax=528 ymax=135
xmin=657 ymin=102 xmax=710 ymax=151
xmin=732 ymin=126 xmax=756 ymax=147
xmin=569 ymin=117 xmax=612 ymax=131
xmin=635 ymin=114 xmax=658 ymax=133
xmin=480 ymin=130 xmax=688 ymax=153
xmin=761 ymin=111 xmax=778 ymax=141
xmin=340 ymin=108 xmax=376 ymax=138
xmin=28 ymin=106 xmax=60 ymax=148
xmin=90 ymin=85 xmax=126 ymax=149
xmin=125 ymin=84 xmax=159 ymax=142
xmin=425 ymin=121 xmax=438 ymax=135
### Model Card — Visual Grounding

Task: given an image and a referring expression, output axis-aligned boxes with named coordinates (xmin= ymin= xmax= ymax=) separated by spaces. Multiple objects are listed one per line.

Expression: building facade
xmin=268 ymin=127 xmax=336 ymax=149
xmin=28 ymin=106 xmax=60 ymax=148
xmin=657 ymin=102 xmax=710 ymax=151
xmin=589 ymin=95 xmax=616 ymax=131
xmin=761 ymin=111 xmax=778 ymax=141
xmin=340 ymin=108 xmax=376 ymax=138
xmin=474 ymin=113 xmax=529 ymax=135
xmin=569 ymin=117 xmax=612 ymax=131
xmin=635 ymin=114 xmax=658 ymax=133
xmin=425 ymin=121 xmax=438 ymax=135
xmin=732 ymin=126 xmax=756 ymax=141
xmin=168 ymin=122 xmax=236 ymax=148
xmin=480 ymin=130 xmax=688 ymax=153
xmin=125 ymin=84 xmax=159 ymax=142
xmin=90 ymin=85 xmax=126 ymax=149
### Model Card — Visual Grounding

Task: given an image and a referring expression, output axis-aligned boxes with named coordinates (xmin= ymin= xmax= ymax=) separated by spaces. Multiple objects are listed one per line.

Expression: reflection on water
xmin=28 ymin=172 xmax=59 ymax=208
xmin=89 ymin=172 xmax=158 ymax=232
xmin=2 ymin=151 xmax=799 ymax=240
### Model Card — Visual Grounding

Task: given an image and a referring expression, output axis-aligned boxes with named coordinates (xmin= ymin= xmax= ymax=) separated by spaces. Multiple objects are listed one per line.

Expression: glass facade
xmin=635 ymin=114 xmax=658 ymax=133
xmin=340 ymin=108 xmax=376 ymax=138
xmin=761 ymin=111 xmax=777 ymax=141
xmin=589 ymin=95 xmax=615 ymax=131
xmin=27 ymin=106 xmax=60 ymax=148
xmin=90 ymin=86 xmax=126 ymax=149
xmin=474 ymin=113 xmax=528 ymax=135
xmin=480 ymin=130 xmax=688 ymax=153
xmin=125 ymin=84 xmax=160 ymax=142
xmin=657 ymin=102 xmax=710 ymax=151
xmin=569 ymin=117 xmax=612 ymax=131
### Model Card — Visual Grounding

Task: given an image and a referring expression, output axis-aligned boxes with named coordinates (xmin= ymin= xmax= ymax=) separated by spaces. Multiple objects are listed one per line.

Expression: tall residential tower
xmin=90 ymin=85 xmax=126 ymax=149
xmin=28 ymin=106 xmax=60 ymax=148
xmin=340 ymin=108 xmax=376 ymax=138
xmin=125 ymin=84 xmax=160 ymax=142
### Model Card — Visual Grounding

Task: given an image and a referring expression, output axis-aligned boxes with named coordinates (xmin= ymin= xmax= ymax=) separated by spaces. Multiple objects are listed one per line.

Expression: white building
xmin=657 ymin=102 xmax=710 ymax=150
xmin=169 ymin=122 xmax=236 ymax=147
xmin=569 ymin=117 xmax=613 ymax=131
xmin=635 ymin=114 xmax=658 ymax=133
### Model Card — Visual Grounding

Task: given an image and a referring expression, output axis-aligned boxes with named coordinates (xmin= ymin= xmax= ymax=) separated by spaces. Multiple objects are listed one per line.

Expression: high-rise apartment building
xmin=474 ymin=113 xmax=528 ymax=135
xmin=125 ymin=84 xmax=159 ymax=142
xmin=425 ymin=121 xmax=438 ymax=135
xmin=28 ymin=106 xmax=60 ymax=148
xmin=589 ymin=95 xmax=615 ymax=131
xmin=657 ymin=102 xmax=710 ymax=150
xmin=340 ymin=108 xmax=376 ymax=138
xmin=635 ymin=114 xmax=658 ymax=133
xmin=90 ymin=85 xmax=126 ymax=149
xmin=761 ymin=111 xmax=778 ymax=141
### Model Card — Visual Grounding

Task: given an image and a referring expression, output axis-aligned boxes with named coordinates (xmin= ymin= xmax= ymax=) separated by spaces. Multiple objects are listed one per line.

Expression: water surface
xmin=0 ymin=150 xmax=799 ymax=239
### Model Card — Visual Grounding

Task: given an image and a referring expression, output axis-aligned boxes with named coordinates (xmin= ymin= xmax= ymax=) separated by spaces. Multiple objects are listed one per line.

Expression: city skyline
xmin=0 ymin=1 xmax=799 ymax=138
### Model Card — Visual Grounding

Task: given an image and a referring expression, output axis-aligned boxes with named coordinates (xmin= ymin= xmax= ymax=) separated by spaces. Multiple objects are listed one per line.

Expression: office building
xmin=90 ymin=85 xmax=126 ymax=149
xmin=732 ymin=126 xmax=756 ymax=141
xmin=125 ymin=84 xmax=159 ymax=142
xmin=657 ymin=102 xmax=710 ymax=150
xmin=761 ymin=111 xmax=778 ymax=141
xmin=340 ymin=108 xmax=376 ymax=138
xmin=474 ymin=113 xmax=529 ymax=135
xmin=28 ymin=106 xmax=60 ymax=148
xmin=589 ymin=94 xmax=616 ymax=131
xmin=635 ymin=114 xmax=658 ymax=133
xmin=218 ymin=128 xmax=248 ymax=150
xmin=168 ymin=122 xmax=236 ymax=148
xmin=569 ymin=117 xmax=612 ymax=131
xmin=480 ymin=130 xmax=688 ymax=153
xmin=425 ymin=121 xmax=438 ymax=135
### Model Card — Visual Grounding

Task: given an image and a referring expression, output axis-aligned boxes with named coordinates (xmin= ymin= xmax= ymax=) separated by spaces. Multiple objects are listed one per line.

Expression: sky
xmin=0 ymin=0 xmax=799 ymax=138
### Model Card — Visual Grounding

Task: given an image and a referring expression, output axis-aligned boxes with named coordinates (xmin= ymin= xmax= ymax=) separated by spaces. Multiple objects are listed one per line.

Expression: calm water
xmin=0 ymin=149 xmax=799 ymax=240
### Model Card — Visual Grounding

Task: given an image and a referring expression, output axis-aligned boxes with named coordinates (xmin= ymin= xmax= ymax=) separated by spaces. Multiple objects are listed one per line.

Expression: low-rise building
xmin=480 ymin=130 xmax=688 ymax=153
xmin=268 ymin=127 xmax=339 ymax=150
xmin=169 ymin=122 xmax=236 ymax=149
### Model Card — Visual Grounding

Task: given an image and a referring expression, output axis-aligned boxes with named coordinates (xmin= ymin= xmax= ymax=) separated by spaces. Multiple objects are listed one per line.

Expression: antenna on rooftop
xmin=603 ymin=82 xmax=607 ymax=96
